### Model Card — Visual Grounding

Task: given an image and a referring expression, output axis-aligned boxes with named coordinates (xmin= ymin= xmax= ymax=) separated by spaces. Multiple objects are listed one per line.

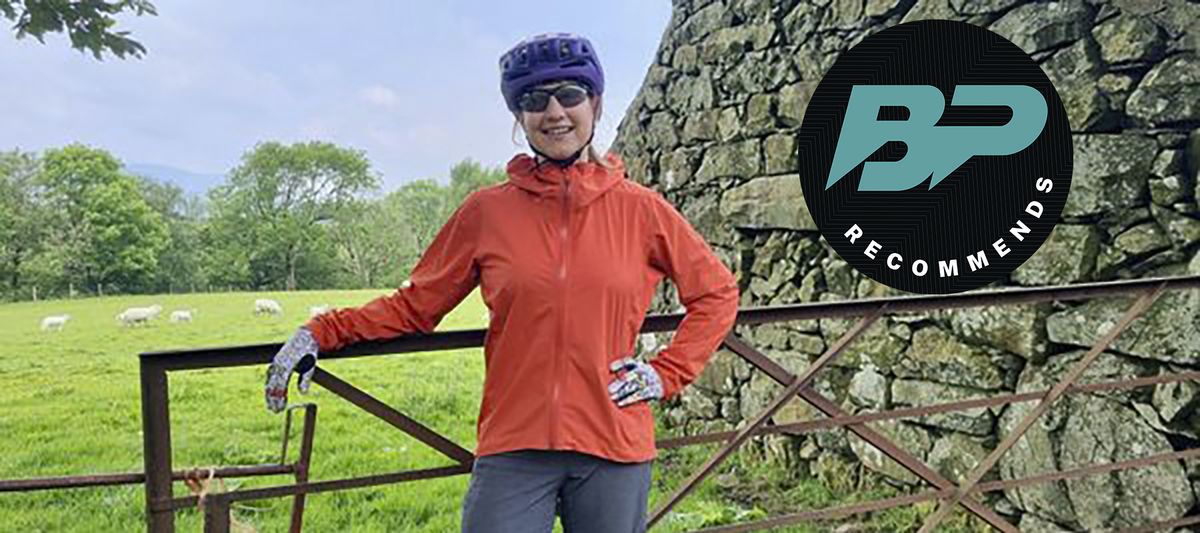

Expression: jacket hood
xmin=506 ymin=153 xmax=626 ymax=209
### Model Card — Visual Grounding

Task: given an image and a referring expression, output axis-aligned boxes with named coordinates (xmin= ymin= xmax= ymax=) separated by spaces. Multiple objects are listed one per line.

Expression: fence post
xmin=203 ymin=494 xmax=231 ymax=533
xmin=140 ymin=358 xmax=175 ymax=532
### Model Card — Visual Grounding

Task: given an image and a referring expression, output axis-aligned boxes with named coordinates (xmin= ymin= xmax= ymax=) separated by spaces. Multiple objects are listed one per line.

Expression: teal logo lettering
xmin=826 ymin=85 xmax=1048 ymax=191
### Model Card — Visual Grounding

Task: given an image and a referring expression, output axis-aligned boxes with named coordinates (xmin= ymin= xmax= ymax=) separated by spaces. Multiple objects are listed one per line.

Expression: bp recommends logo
xmin=797 ymin=20 xmax=1072 ymax=294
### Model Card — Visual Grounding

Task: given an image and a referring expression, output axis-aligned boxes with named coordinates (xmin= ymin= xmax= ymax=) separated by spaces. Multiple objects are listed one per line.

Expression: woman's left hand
xmin=608 ymin=357 xmax=664 ymax=407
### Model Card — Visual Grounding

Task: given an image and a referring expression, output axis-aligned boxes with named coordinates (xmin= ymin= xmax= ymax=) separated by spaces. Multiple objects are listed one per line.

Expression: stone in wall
xmin=928 ymin=432 xmax=990 ymax=484
xmin=1065 ymin=134 xmax=1155 ymax=218
xmin=849 ymin=419 xmax=932 ymax=486
xmin=1041 ymin=38 xmax=1115 ymax=131
xmin=1058 ymin=396 xmax=1193 ymax=529
xmin=948 ymin=303 xmax=1050 ymax=361
xmin=998 ymin=349 xmax=1189 ymax=528
xmin=1011 ymin=224 xmax=1101 ymax=286
xmin=989 ymin=0 xmax=1095 ymax=55
xmin=719 ymin=174 xmax=816 ymax=230
xmin=894 ymin=326 xmax=1021 ymax=390
xmin=1092 ymin=12 xmax=1166 ymax=65
xmin=1127 ymin=55 xmax=1200 ymax=126
xmin=891 ymin=379 xmax=996 ymax=436
xmin=1046 ymin=289 xmax=1200 ymax=365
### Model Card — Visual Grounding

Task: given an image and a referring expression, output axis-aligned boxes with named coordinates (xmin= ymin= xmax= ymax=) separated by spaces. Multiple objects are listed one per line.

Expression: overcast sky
xmin=0 ymin=1 xmax=672 ymax=192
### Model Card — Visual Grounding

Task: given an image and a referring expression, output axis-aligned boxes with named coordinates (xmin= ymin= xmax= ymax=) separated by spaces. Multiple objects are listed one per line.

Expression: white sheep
xmin=40 ymin=314 xmax=70 ymax=332
xmin=117 ymin=304 xmax=162 ymax=327
xmin=309 ymin=304 xmax=330 ymax=318
xmin=255 ymin=299 xmax=283 ymax=316
xmin=169 ymin=309 xmax=194 ymax=323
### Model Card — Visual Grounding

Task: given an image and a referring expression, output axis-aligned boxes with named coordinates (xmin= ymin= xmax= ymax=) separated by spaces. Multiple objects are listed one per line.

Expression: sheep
xmin=117 ymin=304 xmax=162 ymax=327
xmin=40 ymin=314 xmax=70 ymax=331
xmin=308 ymin=304 xmax=331 ymax=318
xmin=255 ymin=299 xmax=283 ymax=316
xmin=169 ymin=309 xmax=195 ymax=323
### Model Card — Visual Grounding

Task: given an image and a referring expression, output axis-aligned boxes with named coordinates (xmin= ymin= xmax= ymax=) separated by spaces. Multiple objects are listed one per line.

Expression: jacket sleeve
xmin=306 ymin=193 xmax=481 ymax=351
xmin=643 ymin=192 xmax=740 ymax=400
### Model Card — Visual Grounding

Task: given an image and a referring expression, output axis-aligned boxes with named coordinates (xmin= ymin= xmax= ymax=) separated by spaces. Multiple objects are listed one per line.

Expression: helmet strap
xmin=531 ymin=127 xmax=597 ymax=169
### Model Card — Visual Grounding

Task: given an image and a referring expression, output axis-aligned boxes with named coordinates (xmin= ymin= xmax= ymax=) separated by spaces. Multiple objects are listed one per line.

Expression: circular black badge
xmin=797 ymin=20 xmax=1072 ymax=294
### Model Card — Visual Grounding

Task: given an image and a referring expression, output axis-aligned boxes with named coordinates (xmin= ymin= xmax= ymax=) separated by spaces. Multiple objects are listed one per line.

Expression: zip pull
xmin=559 ymin=178 xmax=570 ymax=280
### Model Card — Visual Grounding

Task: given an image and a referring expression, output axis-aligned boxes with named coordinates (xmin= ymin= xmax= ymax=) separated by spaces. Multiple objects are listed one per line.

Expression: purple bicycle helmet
xmin=499 ymin=32 xmax=605 ymax=113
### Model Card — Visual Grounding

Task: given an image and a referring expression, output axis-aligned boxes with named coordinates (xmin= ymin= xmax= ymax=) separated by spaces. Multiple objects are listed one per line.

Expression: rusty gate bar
xmin=723 ymin=334 xmax=1020 ymax=532
xmin=917 ymin=284 xmax=1166 ymax=532
xmin=647 ymin=308 xmax=886 ymax=528
xmin=973 ymin=447 xmax=1200 ymax=494
xmin=655 ymin=370 xmax=1200 ymax=449
xmin=116 ymin=274 xmax=1200 ymax=532
xmin=141 ymin=329 xmax=489 ymax=371
xmin=0 ymin=465 xmax=293 ymax=493
xmin=311 ymin=369 xmax=475 ymax=464
xmin=193 ymin=464 xmax=474 ymax=509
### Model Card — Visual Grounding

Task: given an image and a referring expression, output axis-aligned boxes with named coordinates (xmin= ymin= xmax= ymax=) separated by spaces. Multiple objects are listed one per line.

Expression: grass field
xmin=0 ymin=289 xmax=988 ymax=532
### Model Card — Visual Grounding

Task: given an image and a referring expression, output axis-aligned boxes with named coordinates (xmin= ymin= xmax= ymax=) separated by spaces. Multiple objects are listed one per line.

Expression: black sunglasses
xmin=517 ymin=83 xmax=591 ymax=113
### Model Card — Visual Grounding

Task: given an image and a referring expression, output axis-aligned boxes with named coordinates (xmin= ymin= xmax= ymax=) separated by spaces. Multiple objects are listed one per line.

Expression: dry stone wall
xmin=612 ymin=0 xmax=1200 ymax=529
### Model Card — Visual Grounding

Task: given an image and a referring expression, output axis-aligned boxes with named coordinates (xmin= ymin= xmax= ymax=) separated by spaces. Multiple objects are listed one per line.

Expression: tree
xmin=85 ymin=175 xmax=170 ymax=291
xmin=133 ymin=175 xmax=204 ymax=293
xmin=445 ymin=159 xmax=506 ymax=215
xmin=325 ymin=159 xmax=508 ymax=289
xmin=0 ymin=150 xmax=45 ymax=299
xmin=328 ymin=197 xmax=393 ymax=288
xmin=38 ymin=144 xmax=169 ymax=293
xmin=208 ymin=141 xmax=379 ymax=290
xmin=394 ymin=179 xmax=450 ymax=261
xmin=2 ymin=0 xmax=156 ymax=59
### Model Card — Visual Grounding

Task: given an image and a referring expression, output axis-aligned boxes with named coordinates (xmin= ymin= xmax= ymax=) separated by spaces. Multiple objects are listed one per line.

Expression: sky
xmin=0 ymin=1 xmax=672 ymax=193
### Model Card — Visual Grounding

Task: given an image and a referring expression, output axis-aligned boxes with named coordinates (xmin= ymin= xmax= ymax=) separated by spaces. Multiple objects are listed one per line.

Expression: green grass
xmin=0 ymin=290 xmax=990 ymax=532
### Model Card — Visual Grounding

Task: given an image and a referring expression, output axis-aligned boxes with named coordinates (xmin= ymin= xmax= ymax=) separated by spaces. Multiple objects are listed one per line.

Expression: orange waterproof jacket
xmin=307 ymin=153 xmax=739 ymax=463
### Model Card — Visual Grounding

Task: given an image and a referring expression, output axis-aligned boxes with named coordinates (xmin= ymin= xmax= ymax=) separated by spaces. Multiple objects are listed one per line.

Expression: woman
xmin=263 ymin=32 xmax=739 ymax=533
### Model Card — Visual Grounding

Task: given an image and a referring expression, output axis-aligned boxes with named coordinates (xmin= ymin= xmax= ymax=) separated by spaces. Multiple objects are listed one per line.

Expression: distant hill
xmin=124 ymin=163 xmax=226 ymax=196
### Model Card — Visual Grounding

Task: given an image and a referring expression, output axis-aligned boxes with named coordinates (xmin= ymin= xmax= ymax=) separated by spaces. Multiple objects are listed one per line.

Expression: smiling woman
xmin=264 ymin=31 xmax=741 ymax=533
xmin=502 ymin=32 xmax=610 ymax=168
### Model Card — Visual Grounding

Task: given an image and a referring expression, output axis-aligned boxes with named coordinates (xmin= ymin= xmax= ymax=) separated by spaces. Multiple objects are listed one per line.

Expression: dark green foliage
xmin=1 ymin=0 xmax=157 ymax=59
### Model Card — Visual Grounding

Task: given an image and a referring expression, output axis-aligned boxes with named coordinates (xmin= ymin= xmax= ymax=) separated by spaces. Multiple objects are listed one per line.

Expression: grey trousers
xmin=460 ymin=449 xmax=653 ymax=533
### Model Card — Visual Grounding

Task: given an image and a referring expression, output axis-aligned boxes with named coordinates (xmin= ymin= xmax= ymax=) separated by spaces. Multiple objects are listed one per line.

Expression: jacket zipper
xmin=550 ymin=174 xmax=571 ymax=448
